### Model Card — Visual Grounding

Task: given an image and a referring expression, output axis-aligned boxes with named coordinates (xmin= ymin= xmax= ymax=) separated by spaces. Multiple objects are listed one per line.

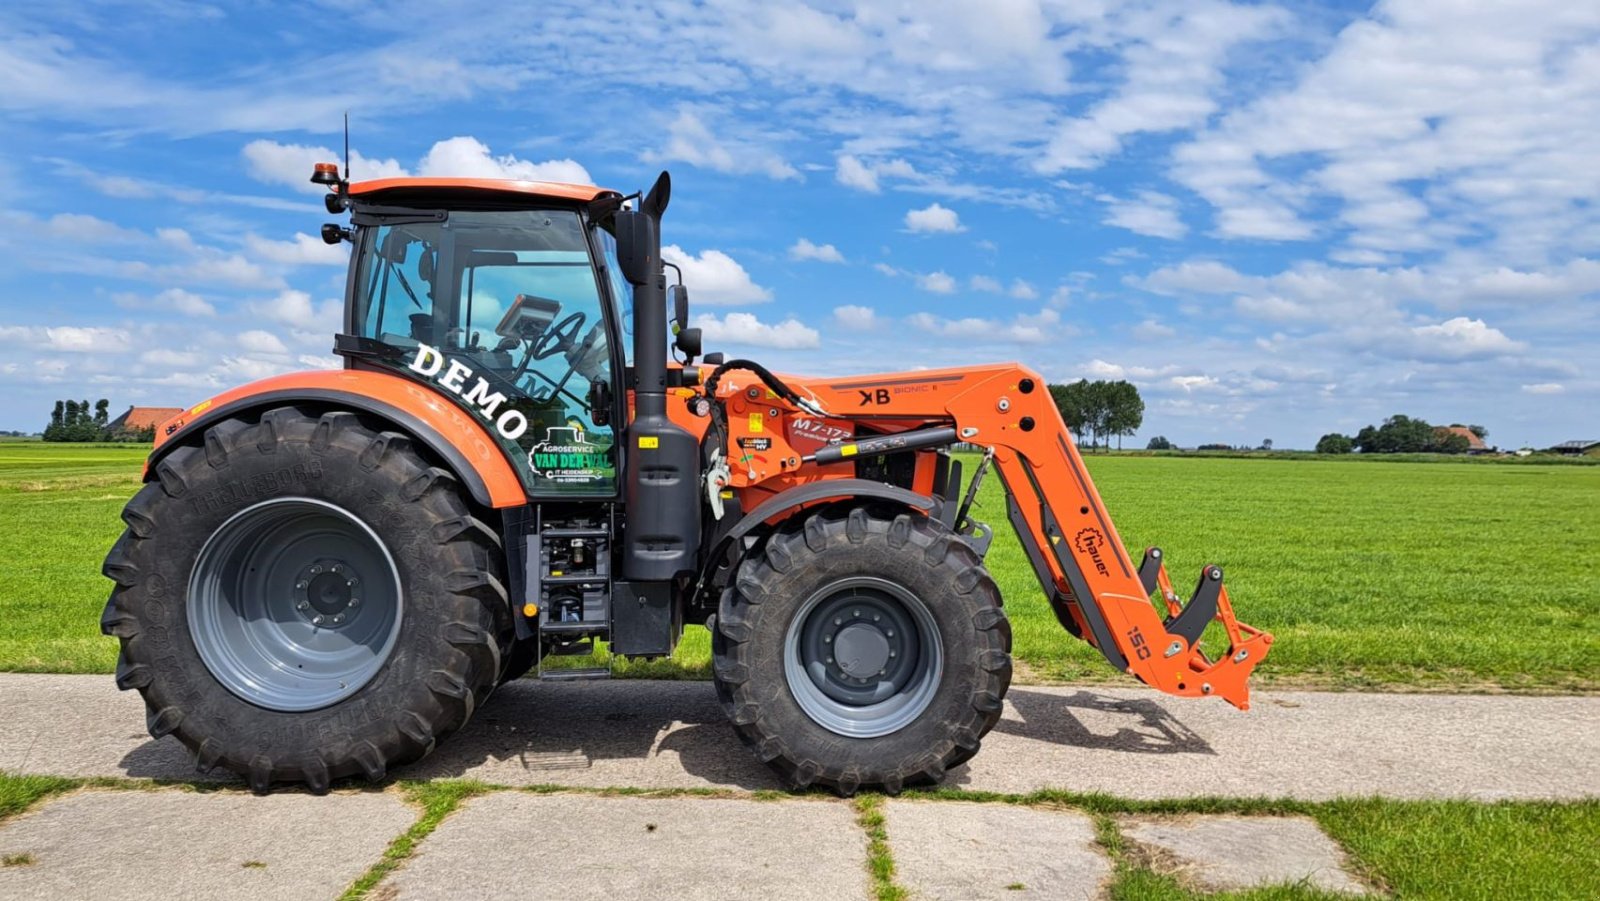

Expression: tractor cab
xmin=331 ymin=178 xmax=637 ymax=498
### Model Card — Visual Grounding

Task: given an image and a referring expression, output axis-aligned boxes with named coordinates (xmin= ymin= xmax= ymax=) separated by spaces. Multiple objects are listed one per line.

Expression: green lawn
xmin=1 ymin=442 xmax=1597 ymax=691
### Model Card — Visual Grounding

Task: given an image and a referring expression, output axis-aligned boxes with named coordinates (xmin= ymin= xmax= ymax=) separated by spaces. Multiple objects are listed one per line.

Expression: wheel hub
xmin=833 ymin=623 xmax=891 ymax=679
xmin=295 ymin=560 xmax=362 ymax=625
xmin=783 ymin=576 xmax=944 ymax=739
xmin=188 ymin=497 xmax=402 ymax=712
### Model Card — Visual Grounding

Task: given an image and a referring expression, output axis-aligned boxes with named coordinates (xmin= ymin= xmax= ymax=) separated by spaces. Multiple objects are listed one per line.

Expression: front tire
xmin=101 ymin=406 xmax=510 ymax=792
xmin=712 ymin=507 xmax=1012 ymax=794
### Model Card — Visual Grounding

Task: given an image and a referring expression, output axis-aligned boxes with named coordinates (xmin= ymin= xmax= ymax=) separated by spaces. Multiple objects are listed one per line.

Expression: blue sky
xmin=2 ymin=0 xmax=1597 ymax=448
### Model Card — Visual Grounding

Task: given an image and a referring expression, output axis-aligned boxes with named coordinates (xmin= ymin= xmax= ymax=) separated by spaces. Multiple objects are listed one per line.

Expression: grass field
xmin=1 ymin=442 xmax=1597 ymax=691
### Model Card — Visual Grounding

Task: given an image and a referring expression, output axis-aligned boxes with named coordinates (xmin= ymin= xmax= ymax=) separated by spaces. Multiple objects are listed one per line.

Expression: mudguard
xmin=147 ymin=369 xmax=526 ymax=508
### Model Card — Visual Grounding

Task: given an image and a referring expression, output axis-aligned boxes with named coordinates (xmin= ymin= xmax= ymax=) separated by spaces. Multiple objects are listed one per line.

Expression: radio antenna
xmin=342 ymin=112 xmax=351 ymax=181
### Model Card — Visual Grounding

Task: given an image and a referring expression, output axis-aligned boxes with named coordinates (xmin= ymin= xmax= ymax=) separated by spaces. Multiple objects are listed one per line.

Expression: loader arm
xmin=716 ymin=362 xmax=1274 ymax=710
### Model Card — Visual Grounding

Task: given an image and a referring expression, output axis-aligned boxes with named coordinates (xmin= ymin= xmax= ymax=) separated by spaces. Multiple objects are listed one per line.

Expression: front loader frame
xmin=712 ymin=362 xmax=1274 ymax=710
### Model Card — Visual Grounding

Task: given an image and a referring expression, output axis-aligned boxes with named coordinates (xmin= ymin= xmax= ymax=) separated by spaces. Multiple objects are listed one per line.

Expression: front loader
xmin=101 ymin=166 xmax=1272 ymax=794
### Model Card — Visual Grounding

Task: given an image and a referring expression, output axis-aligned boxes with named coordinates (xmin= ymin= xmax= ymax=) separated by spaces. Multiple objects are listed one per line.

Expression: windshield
xmin=350 ymin=208 xmax=618 ymax=497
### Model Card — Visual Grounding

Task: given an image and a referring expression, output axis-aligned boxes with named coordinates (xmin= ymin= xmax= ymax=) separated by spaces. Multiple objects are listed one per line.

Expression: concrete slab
xmin=1119 ymin=815 xmax=1368 ymax=895
xmin=387 ymin=791 xmax=867 ymax=901
xmin=0 ymin=788 xmax=413 ymax=900
xmin=885 ymin=800 xmax=1110 ymax=900
xmin=3 ymin=674 xmax=1598 ymax=800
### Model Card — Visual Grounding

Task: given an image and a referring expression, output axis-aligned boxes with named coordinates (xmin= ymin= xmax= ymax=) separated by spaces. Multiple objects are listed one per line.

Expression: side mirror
xmin=669 ymin=284 xmax=690 ymax=333
xmin=613 ymin=209 xmax=658 ymax=287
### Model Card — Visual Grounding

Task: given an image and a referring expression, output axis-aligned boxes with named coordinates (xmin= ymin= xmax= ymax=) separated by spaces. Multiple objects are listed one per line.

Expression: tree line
xmin=1048 ymin=380 xmax=1144 ymax=451
xmin=42 ymin=399 xmax=155 ymax=443
xmin=1317 ymin=415 xmax=1487 ymax=455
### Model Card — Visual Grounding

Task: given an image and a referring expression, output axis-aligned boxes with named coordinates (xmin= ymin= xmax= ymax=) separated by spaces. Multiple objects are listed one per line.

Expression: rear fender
xmin=147 ymin=370 xmax=526 ymax=508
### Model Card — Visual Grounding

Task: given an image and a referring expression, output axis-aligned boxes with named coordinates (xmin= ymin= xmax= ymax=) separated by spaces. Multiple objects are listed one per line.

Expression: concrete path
xmin=1 ymin=674 xmax=1596 ymax=800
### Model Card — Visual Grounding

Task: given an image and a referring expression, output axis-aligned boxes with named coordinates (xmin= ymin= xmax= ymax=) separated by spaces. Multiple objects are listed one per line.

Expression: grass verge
xmin=853 ymin=794 xmax=907 ymax=901
xmin=0 ymin=772 xmax=81 ymax=823
xmin=338 ymin=779 xmax=490 ymax=901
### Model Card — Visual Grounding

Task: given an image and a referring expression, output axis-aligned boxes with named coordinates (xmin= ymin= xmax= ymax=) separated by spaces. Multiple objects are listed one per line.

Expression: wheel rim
xmin=783 ymin=576 xmax=943 ymax=738
xmin=188 ymin=497 xmax=403 ymax=712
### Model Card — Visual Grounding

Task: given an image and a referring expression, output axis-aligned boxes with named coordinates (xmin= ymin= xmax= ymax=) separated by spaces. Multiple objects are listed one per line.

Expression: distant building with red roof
xmin=106 ymin=406 xmax=184 ymax=437
xmin=1435 ymin=426 xmax=1487 ymax=453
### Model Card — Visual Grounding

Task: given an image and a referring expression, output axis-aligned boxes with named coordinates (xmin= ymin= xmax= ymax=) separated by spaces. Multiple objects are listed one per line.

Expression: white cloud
xmin=916 ymin=271 xmax=957 ymax=294
xmin=45 ymin=326 xmax=129 ymax=353
xmin=695 ymin=312 xmax=820 ymax=349
xmin=244 ymin=233 xmax=349 ymax=267
xmin=833 ymin=305 xmax=878 ymax=329
xmin=241 ymin=140 xmax=408 ymax=195
xmin=242 ymin=137 xmax=589 ymax=195
xmin=417 ymin=136 xmax=591 ymax=184
xmin=651 ymin=109 xmax=799 ymax=181
xmin=1172 ymin=2 xmax=1600 ymax=255
xmin=1132 ymin=318 xmax=1177 ymax=340
xmin=908 ymin=308 xmax=1062 ymax=344
xmin=969 ymin=275 xmax=1002 ymax=294
xmin=789 ymin=238 xmax=845 ymax=263
xmin=251 ymin=290 xmax=342 ymax=332
xmin=1101 ymin=191 xmax=1188 ymax=239
xmin=1408 ymin=317 xmax=1525 ymax=361
xmin=835 ymin=155 xmax=917 ymax=193
xmin=114 ymin=288 xmax=217 ymax=317
xmin=662 ymin=245 xmax=772 ymax=305
xmin=239 ymin=330 xmax=290 ymax=355
xmin=1008 ymin=279 xmax=1038 ymax=300
xmin=904 ymin=203 xmax=964 ymax=234
xmin=1521 ymin=383 xmax=1564 ymax=395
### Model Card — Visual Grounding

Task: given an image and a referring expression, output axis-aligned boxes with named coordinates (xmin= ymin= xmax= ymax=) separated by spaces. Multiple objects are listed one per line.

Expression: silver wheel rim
xmin=783 ymin=576 xmax=943 ymax=738
xmin=188 ymin=497 xmax=403 ymax=712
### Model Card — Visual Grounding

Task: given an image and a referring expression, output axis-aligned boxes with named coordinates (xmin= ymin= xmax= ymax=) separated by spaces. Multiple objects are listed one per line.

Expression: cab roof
xmin=349 ymin=177 xmax=621 ymax=204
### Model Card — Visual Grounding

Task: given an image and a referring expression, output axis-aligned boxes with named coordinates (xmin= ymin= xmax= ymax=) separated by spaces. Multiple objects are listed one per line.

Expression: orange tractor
xmin=102 ymin=166 xmax=1272 ymax=793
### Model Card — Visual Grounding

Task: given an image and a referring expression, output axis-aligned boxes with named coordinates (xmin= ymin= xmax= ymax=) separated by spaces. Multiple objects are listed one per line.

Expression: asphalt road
xmin=2 ymin=674 xmax=1596 ymax=800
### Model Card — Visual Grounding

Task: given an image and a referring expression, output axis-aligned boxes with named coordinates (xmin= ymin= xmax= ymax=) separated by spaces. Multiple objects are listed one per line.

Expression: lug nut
xmin=296 ymin=581 xmax=308 ymax=590
xmin=348 ymin=598 xmax=361 ymax=608
xmin=297 ymin=602 xmax=309 ymax=611
xmin=311 ymin=565 xmax=322 ymax=574
xmin=312 ymin=616 xmax=324 ymax=626
xmin=331 ymin=564 xmax=343 ymax=574
xmin=332 ymin=615 xmax=344 ymax=624
xmin=886 ymin=630 xmax=894 ymax=638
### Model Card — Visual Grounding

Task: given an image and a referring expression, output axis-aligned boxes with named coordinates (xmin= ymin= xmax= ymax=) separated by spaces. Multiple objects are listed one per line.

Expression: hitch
xmin=1135 ymin=548 xmax=1273 ymax=710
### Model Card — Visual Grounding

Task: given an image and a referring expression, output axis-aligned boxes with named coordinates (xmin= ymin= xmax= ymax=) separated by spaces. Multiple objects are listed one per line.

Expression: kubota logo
xmin=1074 ymin=527 xmax=1111 ymax=577
xmin=407 ymin=344 xmax=530 ymax=441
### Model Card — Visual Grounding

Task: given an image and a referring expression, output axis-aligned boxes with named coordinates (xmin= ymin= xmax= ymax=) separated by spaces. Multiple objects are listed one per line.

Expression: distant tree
xmin=1104 ymin=380 xmax=1144 ymax=450
xmin=1147 ymin=436 xmax=1173 ymax=450
xmin=94 ymin=398 xmax=110 ymax=426
xmin=1316 ymin=433 xmax=1354 ymax=454
xmin=1468 ymin=424 xmax=1488 ymax=440
xmin=1049 ymin=382 xmax=1089 ymax=445
xmin=1260 ymin=438 xmax=1273 ymax=451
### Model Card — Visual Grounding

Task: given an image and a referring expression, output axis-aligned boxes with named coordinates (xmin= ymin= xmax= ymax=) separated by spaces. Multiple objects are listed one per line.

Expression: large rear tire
xmin=101 ymin=406 xmax=510 ymax=793
xmin=712 ymin=506 xmax=1011 ymax=794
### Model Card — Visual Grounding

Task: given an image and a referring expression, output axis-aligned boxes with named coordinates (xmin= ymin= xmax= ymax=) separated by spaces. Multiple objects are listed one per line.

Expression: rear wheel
xmin=101 ymin=406 xmax=510 ymax=792
xmin=712 ymin=507 xmax=1011 ymax=794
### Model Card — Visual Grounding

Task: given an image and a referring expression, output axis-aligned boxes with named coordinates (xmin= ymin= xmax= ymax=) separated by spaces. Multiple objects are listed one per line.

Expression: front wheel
xmin=712 ymin=507 xmax=1012 ymax=794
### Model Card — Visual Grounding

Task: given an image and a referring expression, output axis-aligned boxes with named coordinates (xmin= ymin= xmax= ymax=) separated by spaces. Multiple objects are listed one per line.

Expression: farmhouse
xmin=1550 ymin=439 xmax=1600 ymax=456
xmin=1434 ymin=426 xmax=1488 ymax=453
xmin=105 ymin=405 xmax=184 ymax=438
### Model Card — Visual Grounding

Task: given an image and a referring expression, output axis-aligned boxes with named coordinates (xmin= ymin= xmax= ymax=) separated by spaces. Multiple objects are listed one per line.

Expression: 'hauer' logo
xmin=408 ymin=344 xmax=530 ymax=441
xmin=1073 ymin=527 xmax=1111 ymax=577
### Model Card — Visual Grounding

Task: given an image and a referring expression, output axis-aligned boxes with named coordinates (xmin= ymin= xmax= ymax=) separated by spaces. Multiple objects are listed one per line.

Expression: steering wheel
xmin=530 ymin=312 xmax=586 ymax=360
